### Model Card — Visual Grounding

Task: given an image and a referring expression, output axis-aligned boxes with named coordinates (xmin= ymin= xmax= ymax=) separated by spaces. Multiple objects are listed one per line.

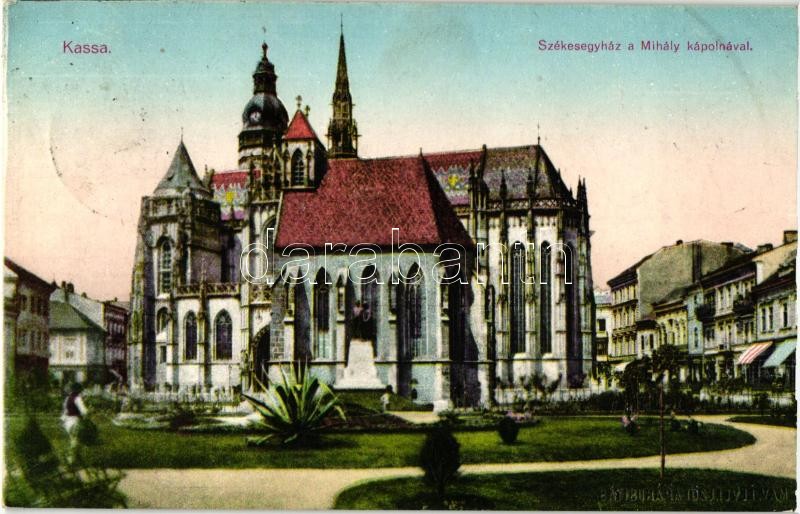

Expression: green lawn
xmin=728 ymin=415 xmax=797 ymax=428
xmin=5 ymin=414 xmax=754 ymax=469
xmin=334 ymin=469 xmax=796 ymax=510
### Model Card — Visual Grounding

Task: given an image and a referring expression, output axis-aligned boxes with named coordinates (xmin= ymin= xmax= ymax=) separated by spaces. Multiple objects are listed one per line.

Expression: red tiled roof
xmin=276 ymin=156 xmax=473 ymax=249
xmin=284 ymin=110 xmax=318 ymax=141
xmin=210 ymin=169 xmax=261 ymax=188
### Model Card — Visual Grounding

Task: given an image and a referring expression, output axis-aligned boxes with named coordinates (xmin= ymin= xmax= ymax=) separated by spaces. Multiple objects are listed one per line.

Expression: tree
xmin=651 ymin=344 xmax=681 ymax=480
xmin=420 ymin=424 xmax=461 ymax=502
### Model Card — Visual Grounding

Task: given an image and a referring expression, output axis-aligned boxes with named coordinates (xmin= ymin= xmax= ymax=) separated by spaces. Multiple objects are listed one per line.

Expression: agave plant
xmin=242 ymin=364 xmax=345 ymax=445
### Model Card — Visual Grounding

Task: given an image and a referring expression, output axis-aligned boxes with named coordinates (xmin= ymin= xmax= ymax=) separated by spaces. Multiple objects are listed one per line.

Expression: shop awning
xmin=736 ymin=342 xmax=773 ymax=365
xmin=763 ymin=340 xmax=796 ymax=368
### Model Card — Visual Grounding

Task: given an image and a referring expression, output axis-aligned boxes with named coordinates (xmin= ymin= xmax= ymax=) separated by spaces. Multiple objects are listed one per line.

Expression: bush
xmin=167 ymin=404 xmax=197 ymax=430
xmin=687 ymin=419 xmax=700 ymax=435
xmin=498 ymin=416 xmax=520 ymax=444
xmin=420 ymin=425 xmax=461 ymax=501
xmin=670 ymin=418 xmax=681 ymax=432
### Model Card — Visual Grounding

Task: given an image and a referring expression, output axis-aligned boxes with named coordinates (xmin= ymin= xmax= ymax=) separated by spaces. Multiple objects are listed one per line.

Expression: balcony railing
xmin=733 ymin=295 xmax=755 ymax=316
xmin=695 ymin=302 xmax=715 ymax=322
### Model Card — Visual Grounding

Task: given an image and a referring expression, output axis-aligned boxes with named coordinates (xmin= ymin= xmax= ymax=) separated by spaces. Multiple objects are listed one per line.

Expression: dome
xmin=241 ymin=92 xmax=289 ymax=133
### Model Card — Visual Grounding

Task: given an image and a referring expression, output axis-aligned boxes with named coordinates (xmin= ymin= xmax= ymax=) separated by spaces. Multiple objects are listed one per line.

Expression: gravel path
xmin=118 ymin=415 xmax=795 ymax=509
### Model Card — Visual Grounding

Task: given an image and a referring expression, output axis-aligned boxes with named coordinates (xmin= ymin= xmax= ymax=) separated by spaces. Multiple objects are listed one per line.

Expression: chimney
xmin=757 ymin=243 xmax=774 ymax=253
xmin=67 ymin=282 xmax=75 ymax=294
xmin=783 ymin=230 xmax=797 ymax=244
xmin=675 ymin=239 xmax=683 ymax=245
xmin=722 ymin=242 xmax=733 ymax=248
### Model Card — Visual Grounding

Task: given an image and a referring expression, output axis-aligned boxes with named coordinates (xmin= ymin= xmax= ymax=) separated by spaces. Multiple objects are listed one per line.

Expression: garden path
xmin=118 ymin=416 xmax=795 ymax=509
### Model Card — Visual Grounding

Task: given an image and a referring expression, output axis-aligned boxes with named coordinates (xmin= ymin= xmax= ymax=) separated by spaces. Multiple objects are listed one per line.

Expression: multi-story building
xmin=593 ymin=289 xmax=613 ymax=383
xmin=607 ymin=240 xmax=749 ymax=371
xmin=127 ymin=31 xmax=595 ymax=408
xmin=3 ymin=258 xmax=56 ymax=389
xmin=750 ymin=235 xmax=796 ymax=390
xmin=48 ymin=283 xmax=129 ymax=385
xmin=697 ymin=232 xmax=796 ymax=384
xmin=104 ymin=300 xmax=129 ymax=384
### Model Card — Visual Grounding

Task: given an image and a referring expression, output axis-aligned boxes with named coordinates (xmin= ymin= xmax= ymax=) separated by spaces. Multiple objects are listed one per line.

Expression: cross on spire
xmin=262 ymin=42 xmax=268 ymax=59
xmin=537 ymin=122 xmax=541 ymax=145
xmin=296 ymin=95 xmax=303 ymax=111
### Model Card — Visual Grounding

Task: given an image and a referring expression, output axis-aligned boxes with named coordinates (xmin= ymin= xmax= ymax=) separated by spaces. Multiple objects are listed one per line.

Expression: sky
xmin=5 ymin=2 xmax=797 ymax=301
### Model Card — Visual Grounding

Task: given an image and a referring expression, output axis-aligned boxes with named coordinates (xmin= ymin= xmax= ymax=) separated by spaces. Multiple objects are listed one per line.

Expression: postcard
xmin=3 ymin=1 xmax=797 ymax=510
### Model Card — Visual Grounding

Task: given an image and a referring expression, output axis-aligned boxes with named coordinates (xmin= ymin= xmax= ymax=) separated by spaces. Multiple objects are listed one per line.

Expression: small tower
xmin=238 ymin=43 xmax=289 ymax=169
xmin=327 ymin=25 xmax=359 ymax=159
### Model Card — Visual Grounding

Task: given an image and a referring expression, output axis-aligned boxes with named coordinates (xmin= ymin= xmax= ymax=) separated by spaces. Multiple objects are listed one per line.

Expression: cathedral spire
xmin=327 ymin=24 xmax=359 ymax=158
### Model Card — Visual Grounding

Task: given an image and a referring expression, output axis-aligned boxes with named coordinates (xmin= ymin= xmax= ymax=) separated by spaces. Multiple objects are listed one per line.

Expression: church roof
xmin=154 ymin=141 xmax=211 ymax=198
xmin=284 ymin=110 xmax=319 ymax=141
xmin=424 ymin=145 xmax=575 ymax=207
xmin=276 ymin=156 xmax=473 ymax=249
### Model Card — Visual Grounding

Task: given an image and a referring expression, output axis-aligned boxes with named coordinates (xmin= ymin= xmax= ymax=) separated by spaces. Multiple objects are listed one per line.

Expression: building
xmin=104 ymin=300 xmax=129 ymax=383
xmin=49 ymin=300 xmax=107 ymax=384
xmin=696 ymin=232 xmax=796 ymax=384
xmin=127 ymin=31 xmax=595 ymax=408
xmin=3 ymin=258 xmax=56 ymax=389
xmin=749 ymin=234 xmax=796 ymax=389
xmin=49 ymin=283 xmax=129 ymax=385
xmin=593 ymin=289 xmax=613 ymax=384
xmin=607 ymin=240 xmax=749 ymax=372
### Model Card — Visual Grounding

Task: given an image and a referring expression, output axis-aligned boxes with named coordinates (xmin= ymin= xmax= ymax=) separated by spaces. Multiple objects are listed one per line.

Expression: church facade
xmin=127 ymin=32 xmax=595 ymax=409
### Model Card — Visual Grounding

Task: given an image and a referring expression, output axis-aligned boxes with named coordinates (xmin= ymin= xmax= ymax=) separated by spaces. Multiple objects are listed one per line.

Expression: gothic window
xmin=291 ymin=150 xmax=305 ymax=186
xmin=361 ymin=265 xmax=379 ymax=341
xmin=314 ymin=269 xmax=332 ymax=359
xmin=405 ymin=264 xmax=425 ymax=357
xmin=156 ymin=308 xmax=170 ymax=334
xmin=510 ymin=242 xmax=526 ymax=355
xmin=539 ymin=241 xmax=552 ymax=354
xmin=185 ymin=312 xmax=197 ymax=360
xmin=485 ymin=285 xmax=496 ymax=321
xmin=159 ymin=240 xmax=172 ymax=294
xmin=215 ymin=310 xmax=232 ymax=360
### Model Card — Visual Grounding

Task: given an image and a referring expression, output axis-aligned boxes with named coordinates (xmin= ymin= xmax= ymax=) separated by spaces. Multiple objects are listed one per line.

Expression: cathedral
xmin=128 ymin=30 xmax=595 ymax=409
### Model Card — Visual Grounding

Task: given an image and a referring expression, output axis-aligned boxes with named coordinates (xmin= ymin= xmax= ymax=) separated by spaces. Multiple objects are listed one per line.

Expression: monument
xmin=335 ymin=301 xmax=384 ymax=390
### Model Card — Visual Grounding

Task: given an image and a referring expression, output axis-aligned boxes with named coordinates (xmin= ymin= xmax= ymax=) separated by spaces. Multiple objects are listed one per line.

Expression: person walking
xmin=61 ymin=382 xmax=88 ymax=464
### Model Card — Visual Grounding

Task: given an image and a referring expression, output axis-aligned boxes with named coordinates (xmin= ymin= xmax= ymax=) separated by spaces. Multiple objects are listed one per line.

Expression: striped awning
xmin=737 ymin=342 xmax=773 ymax=365
xmin=763 ymin=340 xmax=796 ymax=368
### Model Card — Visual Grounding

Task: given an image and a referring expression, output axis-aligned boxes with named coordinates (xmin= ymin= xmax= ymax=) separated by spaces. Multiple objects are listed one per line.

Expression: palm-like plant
xmin=242 ymin=364 xmax=345 ymax=445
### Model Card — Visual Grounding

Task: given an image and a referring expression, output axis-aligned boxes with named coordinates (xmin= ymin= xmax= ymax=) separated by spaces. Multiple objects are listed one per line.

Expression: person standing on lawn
xmin=61 ymin=382 xmax=88 ymax=463
xmin=381 ymin=385 xmax=393 ymax=412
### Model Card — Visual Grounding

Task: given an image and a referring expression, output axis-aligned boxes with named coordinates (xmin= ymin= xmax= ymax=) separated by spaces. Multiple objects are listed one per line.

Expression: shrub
xmin=498 ymin=416 xmax=520 ymax=444
xmin=243 ymin=363 xmax=345 ymax=445
xmin=167 ymin=403 xmax=197 ymax=430
xmin=420 ymin=425 xmax=461 ymax=501
xmin=687 ymin=419 xmax=700 ymax=435
xmin=669 ymin=418 xmax=681 ymax=432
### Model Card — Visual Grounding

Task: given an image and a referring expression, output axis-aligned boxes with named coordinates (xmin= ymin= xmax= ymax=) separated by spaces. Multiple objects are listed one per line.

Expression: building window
xmin=215 ymin=311 xmax=232 ymax=360
xmin=291 ymin=150 xmax=305 ymax=186
xmin=405 ymin=264 xmax=425 ymax=357
xmin=768 ymin=305 xmax=774 ymax=331
xmin=185 ymin=312 xmax=197 ymax=360
xmin=314 ymin=268 xmax=332 ymax=359
xmin=510 ymin=242 xmax=526 ymax=355
xmin=783 ymin=302 xmax=789 ymax=328
xmin=159 ymin=345 xmax=167 ymax=363
xmin=539 ymin=242 xmax=552 ymax=354
xmin=159 ymin=240 xmax=172 ymax=294
xmin=597 ymin=318 xmax=606 ymax=332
